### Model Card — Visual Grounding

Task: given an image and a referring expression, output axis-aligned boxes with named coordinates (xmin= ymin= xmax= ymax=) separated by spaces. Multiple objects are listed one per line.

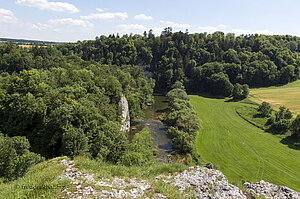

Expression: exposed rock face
xmin=118 ymin=94 xmax=130 ymax=132
xmin=59 ymin=159 xmax=152 ymax=199
xmin=169 ymin=166 xmax=247 ymax=199
xmin=244 ymin=180 xmax=300 ymax=199
xmin=58 ymin=159 xmax=300 ymax=199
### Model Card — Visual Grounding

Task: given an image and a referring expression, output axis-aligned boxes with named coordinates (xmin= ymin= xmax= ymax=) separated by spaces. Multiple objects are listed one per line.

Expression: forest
xmin=0 ymin=29 xmax=300 ymax=182
xmin=0 ymin=42 xmax=155 ymax=181
xmin=56 ymin=28 xmax=300 ymax=95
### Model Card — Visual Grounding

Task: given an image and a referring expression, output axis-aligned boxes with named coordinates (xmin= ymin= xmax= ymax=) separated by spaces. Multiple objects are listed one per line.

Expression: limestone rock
xmin=119 ymin=94 xmax=130 ymax=132
xmin=171 ymin=166 xmax=247 ymax=199
xmin=244 ymin=180 xmax=300 ymax=199
xmin=57 ymin=158 xmax=300 ymax=199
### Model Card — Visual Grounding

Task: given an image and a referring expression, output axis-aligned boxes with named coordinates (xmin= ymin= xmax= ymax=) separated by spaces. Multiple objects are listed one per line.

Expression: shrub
xmin=118 ymin=129 xmax=157 ymax=166
xmin=271 ymin=119 xmax=291 ymax=133
xmin=205 ymin=162 xmax=219 ymax=169
xmin=266 ymin=116 xmax=275 ymax=125
xmin=290 ymin=114 xmax=300 ymax=136
xmin=258 ymin=102 xmax=272 ymax=117
xmin=0 ymin=133 xmax=44 ymax=182
xmin=232 ymin=83 xmax=249 ymax=99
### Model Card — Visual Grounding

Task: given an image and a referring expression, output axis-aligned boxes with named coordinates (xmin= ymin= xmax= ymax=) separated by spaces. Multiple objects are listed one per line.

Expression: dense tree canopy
xmin=52 ymin=31 xmax=300 ymax=96
xmin=162 ymin=82 xmax=201 ymax=163
xmin=0 ymin=43 xmax=155 ymax=163
xmin=1 ymin=29 xmax=300 ymax=176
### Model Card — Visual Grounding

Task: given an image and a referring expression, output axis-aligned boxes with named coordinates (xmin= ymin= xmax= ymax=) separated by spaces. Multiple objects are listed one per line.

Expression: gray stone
xmin=244 ymin=181 xmax=300 ymax=199
xmin=119 ymin=94 xmax=130 ymax=132
xmin=57 ymin=158 xmax=299 ymax=199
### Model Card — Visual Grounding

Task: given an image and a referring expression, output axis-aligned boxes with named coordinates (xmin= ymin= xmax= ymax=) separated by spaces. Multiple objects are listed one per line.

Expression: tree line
xmin=160 ymin=81 xmax=201 ymax=164
xmin=258 ymin=102 xmax=300 ymax=139
xmin=55 ymin=29 xmax=300 ymax=96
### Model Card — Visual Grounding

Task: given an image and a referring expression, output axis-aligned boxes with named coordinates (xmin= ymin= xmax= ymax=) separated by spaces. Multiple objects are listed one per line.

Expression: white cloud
xmin=16 ymin=0 xmax=79 ymax=13
xmin=96 ymin=8 xmax=104 ymax=12
xmin=0 ymin=9 xmax=18 ymax=23
xmin=48 ymin=18 xmax=93 ymax=28
xmin=218 ymin=24 xmax=227 ymax=29
xmin=134 ymin=14 xmax=152 ymax=20
xmin=160 ymin=20 xmax=191 ymax=29
xmin=195 ymin=24 xmax=276 ymax=36
xmin=118 ymin=24 xmax=147 ymax=33
xmin=197 ymin=26 xmax=221 ymax=33
xmin=231 ymin=29 xmax=276 ymax=35
xmin=29 ymin=22 xmax=48 ymax=30
xmin=80 ymin=12 xmax=128 ymax=21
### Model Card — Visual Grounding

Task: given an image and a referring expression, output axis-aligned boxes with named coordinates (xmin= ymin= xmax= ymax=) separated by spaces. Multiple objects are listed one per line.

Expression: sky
xmin=0 ymin=0 xmax=300 ymax=42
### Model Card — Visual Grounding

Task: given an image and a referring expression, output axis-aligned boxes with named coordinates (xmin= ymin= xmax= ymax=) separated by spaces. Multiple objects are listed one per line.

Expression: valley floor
xmin=190 ymin=95 xmax=300 ymax=191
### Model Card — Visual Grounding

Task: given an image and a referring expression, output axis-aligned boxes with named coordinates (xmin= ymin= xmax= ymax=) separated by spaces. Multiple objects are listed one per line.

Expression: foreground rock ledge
xmin=58 ymin=159 xmax=300 ymax=199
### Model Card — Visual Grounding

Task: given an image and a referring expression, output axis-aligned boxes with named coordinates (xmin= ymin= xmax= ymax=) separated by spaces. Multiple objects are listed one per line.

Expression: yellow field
xmin=249 ymin=80 xmax=300 ymax=115
xmin=18 ymin=44 xmax=47 ymax=48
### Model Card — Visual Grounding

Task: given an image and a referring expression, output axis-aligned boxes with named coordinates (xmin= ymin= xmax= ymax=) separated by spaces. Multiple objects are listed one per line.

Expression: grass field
xmin=250 ymin=80 xmax=300 ymax=115
xmin=18 ymin=44 xmax=47 ymax=48
xmin=190 ymin=95 xmax=300 ymax=191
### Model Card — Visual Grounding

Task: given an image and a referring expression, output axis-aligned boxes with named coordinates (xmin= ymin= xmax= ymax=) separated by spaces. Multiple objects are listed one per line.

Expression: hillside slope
xmin=250 ymin=80 xmax=300 ymax=114
xmin=1 ymin=156 xmax=299 ymax=198
xmin=190 ymin=95 xmax=300 ymax=191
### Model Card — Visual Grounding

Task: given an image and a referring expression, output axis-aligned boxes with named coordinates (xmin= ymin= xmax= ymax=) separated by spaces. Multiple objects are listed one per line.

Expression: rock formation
xmin=244 ymin=180 xmax=300 ymax=199
xmin=58 ymin=159 xmax=300 ymax=199
xmin=119 ymin=94 xmax=130 ymax=132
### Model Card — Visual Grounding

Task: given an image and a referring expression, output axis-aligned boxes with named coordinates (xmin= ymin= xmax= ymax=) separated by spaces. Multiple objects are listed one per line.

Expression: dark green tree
xmin=290 ymin=114 xmax=300 ymax=137
xmin=258 ymin=102 xmax=272 ymax=117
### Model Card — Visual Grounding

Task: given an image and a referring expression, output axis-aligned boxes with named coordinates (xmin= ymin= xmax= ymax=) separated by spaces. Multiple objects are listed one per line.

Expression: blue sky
xmin=0 ymin=0 xmax=299 ymax=42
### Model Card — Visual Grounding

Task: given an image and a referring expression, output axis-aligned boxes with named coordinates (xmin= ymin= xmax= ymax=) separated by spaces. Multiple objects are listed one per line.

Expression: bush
xmin=232 ymin=83 xmax=249 ymax=99
xmin=290 ymin=114 xmax=300 ymax=137
xmin=118 ymin=129 xmax=157 ymax=166
xmin=266 ymin=116 xmax=275 ymax=125
xmin=271 ymin=119 xmax=291 ymax=133
xmin=269 ymin=106 xmax=293 ymax=133
xmin=118 ymin=151 xmax=144 ymax=166
xmin=275 ymin=106 xmax=293 ymax=121
xmin=205 ymin=162 xmax=219 ymax=169
xmin=166 ymin=88 xmax=189 ymax=102
xmin=0 ymin=133 xmax=44 ymax=182
xmin=258 ymin=102 xmax=272 ymax=117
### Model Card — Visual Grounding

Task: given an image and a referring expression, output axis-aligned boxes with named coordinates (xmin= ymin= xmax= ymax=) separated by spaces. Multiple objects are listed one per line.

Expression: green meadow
xmin=190 ymin=95 xmax=300 ymax=191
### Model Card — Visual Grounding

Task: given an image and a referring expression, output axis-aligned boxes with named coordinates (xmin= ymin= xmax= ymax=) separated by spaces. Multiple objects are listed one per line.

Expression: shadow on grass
xmin=280 ymin=134 xmax=300 ymax=150
xmin=225 ymin=98 xmax=243 ymax=102
xmin=265 ymin=126 xmax=288 ymax=135
xmin=253 ymin=113 xmax=265 ymax=118
xmin=189 ymin=92 xmax=226 ymax=99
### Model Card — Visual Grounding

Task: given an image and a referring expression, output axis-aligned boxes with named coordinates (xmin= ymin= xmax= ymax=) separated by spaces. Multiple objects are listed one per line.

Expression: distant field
xmin=18 ymin=44 xmax=35 ymax=48
xmin=18 ymin=44 xmax=47 ymax=48
xmin=250 ymin=80 xmax=300 ymax=115
xmin=190 ymin=95 xmax=300 ymax=191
